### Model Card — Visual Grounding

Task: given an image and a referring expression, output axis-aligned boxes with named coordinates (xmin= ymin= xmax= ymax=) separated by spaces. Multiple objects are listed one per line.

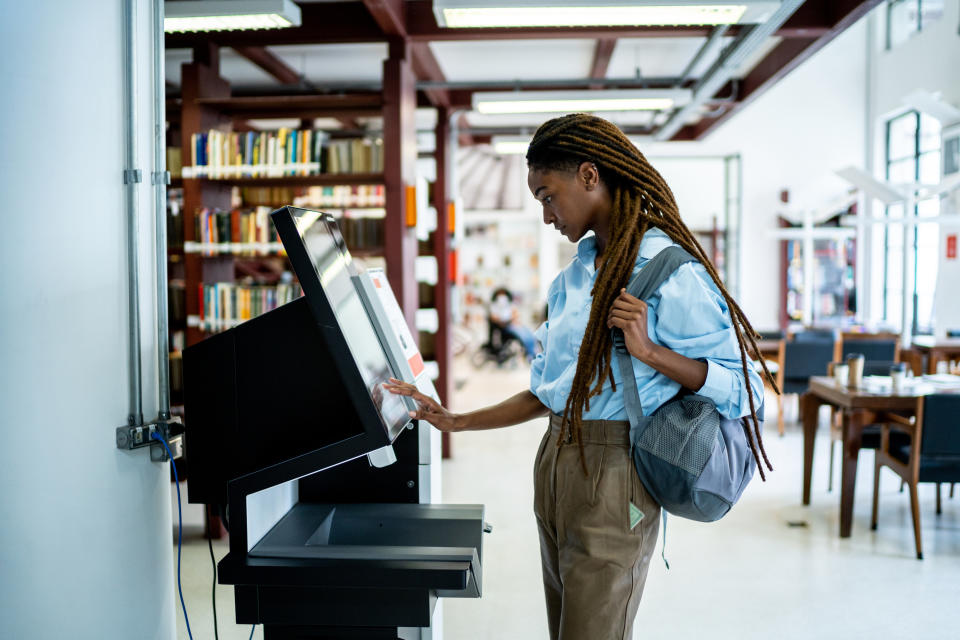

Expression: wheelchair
xmin=470 ymin=323 xmax=524 ymax=369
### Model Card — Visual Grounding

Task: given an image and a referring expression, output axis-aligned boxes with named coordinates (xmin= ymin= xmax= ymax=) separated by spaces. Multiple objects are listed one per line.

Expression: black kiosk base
xmin=183 ymin=208 xmax=485 ymax=639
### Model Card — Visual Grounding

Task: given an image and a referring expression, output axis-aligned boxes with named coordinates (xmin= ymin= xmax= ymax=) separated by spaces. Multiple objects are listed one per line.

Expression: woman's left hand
xmin=607 ymin=288 xmax=656 ymax=363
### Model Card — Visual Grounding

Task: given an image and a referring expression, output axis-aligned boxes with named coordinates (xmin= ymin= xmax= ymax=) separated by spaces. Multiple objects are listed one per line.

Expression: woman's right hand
xmin=382 ymin=378 xmax=461 ymax=432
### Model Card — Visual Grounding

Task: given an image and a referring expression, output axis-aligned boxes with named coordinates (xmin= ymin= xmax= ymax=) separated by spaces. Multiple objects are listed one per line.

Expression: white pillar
xmin=0 ymin=2 xmax=175 ymax=639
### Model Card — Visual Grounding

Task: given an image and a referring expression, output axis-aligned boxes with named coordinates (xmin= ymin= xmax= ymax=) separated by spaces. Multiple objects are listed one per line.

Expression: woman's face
xmin=527 ymin=162 xmax=609 ymax=243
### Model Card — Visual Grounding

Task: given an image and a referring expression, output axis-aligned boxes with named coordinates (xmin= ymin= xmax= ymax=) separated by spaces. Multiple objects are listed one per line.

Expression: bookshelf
xmin=169 ymin=49 xmax=454 ymax=521
xmin=174 ymin=59 xmax=415 ymax=349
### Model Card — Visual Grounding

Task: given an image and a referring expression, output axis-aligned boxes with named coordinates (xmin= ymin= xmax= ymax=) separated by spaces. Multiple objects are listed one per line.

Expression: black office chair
xmin=757 ymin=329 xmax=785 ymax=341
xmin=842 ymin=339 xmax=898 ymax=363
xmin=871 ymin=393 xmax=960 ymax=559
xmin=793 ymin=329 xmax=836 ymax=343
xmin=779 ymin=339 xmax=835 ymax=435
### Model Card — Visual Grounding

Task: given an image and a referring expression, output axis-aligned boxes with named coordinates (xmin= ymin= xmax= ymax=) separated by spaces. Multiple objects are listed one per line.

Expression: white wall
xmin=0 ymin=2 xmax=175 ymax=638
xmin=637 ymin=18 xmax=870 ymax=329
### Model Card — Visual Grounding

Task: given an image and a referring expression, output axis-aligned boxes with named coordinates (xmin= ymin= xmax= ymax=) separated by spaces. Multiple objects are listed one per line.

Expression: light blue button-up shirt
xmin=530 ymin=228 xmax=763 ymax=420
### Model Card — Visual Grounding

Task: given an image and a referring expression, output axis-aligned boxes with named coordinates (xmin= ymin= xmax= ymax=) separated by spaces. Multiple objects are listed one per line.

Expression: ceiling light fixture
xmin=433 ymin=0 xmax=781 ymax=28
xmin=473 ymin=89 xmax=692 ymax=115
xmin=164 ymin=0 xmax=302 ymax=33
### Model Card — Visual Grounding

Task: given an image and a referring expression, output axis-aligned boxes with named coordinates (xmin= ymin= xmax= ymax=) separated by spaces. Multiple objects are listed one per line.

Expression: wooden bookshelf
xmin=174 ymin=54 xmax=419 ymax=348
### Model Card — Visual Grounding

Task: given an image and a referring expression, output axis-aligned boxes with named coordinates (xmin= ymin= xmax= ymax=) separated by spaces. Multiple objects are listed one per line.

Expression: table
xmin=801 ymin=376 xmax=927 ymax=538
xmin=911 ymin=337 xmax=960 ymax=374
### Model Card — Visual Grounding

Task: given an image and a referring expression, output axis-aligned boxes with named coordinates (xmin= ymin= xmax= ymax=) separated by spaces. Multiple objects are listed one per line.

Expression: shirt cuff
xmin=696 ymin=359 xmax=734 ymax=410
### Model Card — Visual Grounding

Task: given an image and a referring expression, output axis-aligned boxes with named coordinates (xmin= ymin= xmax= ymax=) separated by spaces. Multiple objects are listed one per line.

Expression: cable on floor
xmin=151 ymin=431 xmax=194 ymax=640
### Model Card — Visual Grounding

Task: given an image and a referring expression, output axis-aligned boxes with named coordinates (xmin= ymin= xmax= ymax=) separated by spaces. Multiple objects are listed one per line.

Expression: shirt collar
xmin=638 ymin=227 xmax=674 ymax=259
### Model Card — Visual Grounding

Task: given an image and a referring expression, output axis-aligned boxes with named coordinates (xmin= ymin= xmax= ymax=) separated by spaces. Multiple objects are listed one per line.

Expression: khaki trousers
xmin=534 ymin=414 xmax=660 ymax=640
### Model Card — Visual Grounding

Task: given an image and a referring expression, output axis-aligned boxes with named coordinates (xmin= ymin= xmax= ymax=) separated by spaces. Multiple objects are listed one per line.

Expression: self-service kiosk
xmin=183 ymin=207 xmax=483 ymax=639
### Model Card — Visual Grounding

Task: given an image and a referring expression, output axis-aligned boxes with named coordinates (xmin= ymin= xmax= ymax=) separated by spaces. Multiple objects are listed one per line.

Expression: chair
xmin=779 ymin=339 xmax=835 ymax=436
xmin=838 ymin=332 xmax=900 ymax=365
xmin=792 ymin=328 xmax=836 ymax=343
xmin=871 ymin=394 xmax=960 ymax=559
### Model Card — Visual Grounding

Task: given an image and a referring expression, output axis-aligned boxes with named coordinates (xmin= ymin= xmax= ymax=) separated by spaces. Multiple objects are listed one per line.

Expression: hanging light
xmin=164 ymin=0 xmax=302 ymax=33
xmin=433 ymin=0 xmax=781 ymax=28
xmin=473 ymin=89 xmax=692 ymax=114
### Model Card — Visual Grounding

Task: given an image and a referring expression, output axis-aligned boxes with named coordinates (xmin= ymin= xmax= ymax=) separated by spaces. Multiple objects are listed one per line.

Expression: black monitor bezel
xmin=271 ymin=205 xmax=412 ymax=452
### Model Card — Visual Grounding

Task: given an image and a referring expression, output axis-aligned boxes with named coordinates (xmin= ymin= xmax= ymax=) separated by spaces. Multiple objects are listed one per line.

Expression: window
xmin=886 ymin=0 xmax=944 ymax=49
xmin=882 ymin=110 xmax=942 ymax=333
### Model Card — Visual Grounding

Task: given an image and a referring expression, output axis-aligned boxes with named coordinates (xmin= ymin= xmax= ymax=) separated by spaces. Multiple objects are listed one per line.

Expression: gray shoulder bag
xmin=611 ymin=246 xmax=760 ymax=524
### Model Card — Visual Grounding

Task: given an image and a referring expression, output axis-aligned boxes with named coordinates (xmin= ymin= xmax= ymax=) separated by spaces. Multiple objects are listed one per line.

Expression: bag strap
xmin=612 ymin=245 xmax=697 ymax=426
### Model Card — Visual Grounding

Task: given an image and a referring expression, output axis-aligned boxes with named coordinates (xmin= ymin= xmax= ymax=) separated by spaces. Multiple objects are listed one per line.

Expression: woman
xmin=385 ymin=114 xmax=773 ymax=640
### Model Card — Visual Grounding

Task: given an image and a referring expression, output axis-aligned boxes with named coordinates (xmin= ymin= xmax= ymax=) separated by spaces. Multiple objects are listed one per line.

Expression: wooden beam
xmin=362 ymin=0 xmax=407 ymax=36
xmin=589 ymin=38 xmax=617 ymax=90
xmin=232 ymin=46 xmax=300 ymax=85
xmin=411 ymin=43 xmax=451 ymax=108
xmin=671 ymin=0 xmax=884 ymax=141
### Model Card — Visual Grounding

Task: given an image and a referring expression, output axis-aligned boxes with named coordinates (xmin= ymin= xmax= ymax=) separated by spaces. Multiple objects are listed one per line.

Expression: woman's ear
xmin=579 ymin=161 xmax=599 ymax=191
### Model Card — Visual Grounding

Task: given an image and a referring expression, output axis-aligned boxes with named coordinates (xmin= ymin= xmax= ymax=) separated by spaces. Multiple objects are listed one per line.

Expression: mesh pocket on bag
xmin=637 ymin=396 xmax=720 ymax=476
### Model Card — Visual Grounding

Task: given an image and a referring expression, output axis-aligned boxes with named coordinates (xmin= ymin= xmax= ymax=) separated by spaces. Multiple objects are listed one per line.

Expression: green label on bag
xmin=630 ymin=502 xmax=644 ymax=530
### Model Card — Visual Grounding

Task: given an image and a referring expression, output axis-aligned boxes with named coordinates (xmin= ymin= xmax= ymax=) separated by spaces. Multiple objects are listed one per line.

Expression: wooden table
xmin=801 ymin=376 xmax=926 ymax=538
xmin=911 ymin=337 xmax=960 ymax=374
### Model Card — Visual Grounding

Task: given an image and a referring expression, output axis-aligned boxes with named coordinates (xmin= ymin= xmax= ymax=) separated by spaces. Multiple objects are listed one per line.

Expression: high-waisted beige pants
xmin=534 ymin=414 xmax=661 ymax=640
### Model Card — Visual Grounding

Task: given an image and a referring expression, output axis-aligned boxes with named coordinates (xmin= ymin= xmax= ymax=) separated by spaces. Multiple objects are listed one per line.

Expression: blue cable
xmin=152 ymin=431 xmax=194 ymax=640
xmin=249 ymin=624 xmax=256 ymax=639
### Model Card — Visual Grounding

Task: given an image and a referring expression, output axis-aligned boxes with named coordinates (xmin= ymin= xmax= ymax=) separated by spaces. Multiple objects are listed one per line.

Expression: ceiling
xmin=165 ymin=0 xmax=882 ymax=142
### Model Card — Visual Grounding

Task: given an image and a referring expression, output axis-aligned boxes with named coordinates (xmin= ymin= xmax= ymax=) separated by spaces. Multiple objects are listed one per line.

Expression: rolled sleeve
xmin=653 ymin=262 xmax=764 ymax=420
xmin=696 ymin=359 xmax=763 ymax=419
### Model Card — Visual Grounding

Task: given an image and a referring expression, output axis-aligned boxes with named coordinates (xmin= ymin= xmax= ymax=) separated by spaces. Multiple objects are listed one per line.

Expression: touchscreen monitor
xmin=274 ymin=207 xmax=412 ymax=442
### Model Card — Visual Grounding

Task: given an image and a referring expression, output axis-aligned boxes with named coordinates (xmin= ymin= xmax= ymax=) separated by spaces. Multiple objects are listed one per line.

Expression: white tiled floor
xmin=173 ymin=359 xmax=960 ymax=640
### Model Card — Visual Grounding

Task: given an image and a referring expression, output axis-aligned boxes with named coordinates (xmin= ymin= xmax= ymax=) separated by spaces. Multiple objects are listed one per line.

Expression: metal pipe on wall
xmin=153 ymin=0 xmax=171 ymax=420
xmin=123 ymin=0 xmax=144 ymax=426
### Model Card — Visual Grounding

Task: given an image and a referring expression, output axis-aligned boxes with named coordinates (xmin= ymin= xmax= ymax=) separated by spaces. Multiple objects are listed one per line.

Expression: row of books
xmin=184 ymin=129 xmax=384 ymax=178
xmin=194 ymin=206 xmax=279 ymax=254
xmin=194 ymin=282 xmax=303 ymax=331
xmin=291 ymin=185 xmax=386 ymax=209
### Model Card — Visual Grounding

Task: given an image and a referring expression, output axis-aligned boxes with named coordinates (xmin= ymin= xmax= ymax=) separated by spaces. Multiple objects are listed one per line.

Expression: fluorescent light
xmin=165 ymin=0 xmax=301 ymax=33
xmin=473 ymin=90 xmax=691 ymax=114
xmin=492 ymin=137 xmax=532 ymax=154
xmin=434 ymin=1 xmax=781 ymax=28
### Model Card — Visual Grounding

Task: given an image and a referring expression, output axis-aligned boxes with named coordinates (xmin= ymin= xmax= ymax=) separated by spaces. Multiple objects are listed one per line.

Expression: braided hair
xmin=527 ymin=113 xmax=777 ymax=480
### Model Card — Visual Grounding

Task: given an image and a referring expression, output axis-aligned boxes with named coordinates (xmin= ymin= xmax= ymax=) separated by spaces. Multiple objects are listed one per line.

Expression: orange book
xmin=230 ymin=209 xmax=241 ymax=243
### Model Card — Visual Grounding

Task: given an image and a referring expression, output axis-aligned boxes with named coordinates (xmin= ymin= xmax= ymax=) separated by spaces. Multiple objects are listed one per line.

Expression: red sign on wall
xmin=948 ymin=234 xmax=958 ymax=260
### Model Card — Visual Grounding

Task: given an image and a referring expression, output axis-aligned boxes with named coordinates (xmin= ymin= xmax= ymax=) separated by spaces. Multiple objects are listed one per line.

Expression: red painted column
xmin=382 ymin=41 xmax=419 ymax=331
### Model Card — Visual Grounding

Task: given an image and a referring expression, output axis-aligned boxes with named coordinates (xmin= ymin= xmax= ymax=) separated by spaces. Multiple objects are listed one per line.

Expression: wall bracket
xmin=116 ymin=416 xmax=183 ymax=462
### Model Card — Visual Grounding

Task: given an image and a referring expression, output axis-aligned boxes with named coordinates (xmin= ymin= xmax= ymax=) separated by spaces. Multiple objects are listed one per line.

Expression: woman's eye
xmin=543 ymin=196 xmax=552 ymax=204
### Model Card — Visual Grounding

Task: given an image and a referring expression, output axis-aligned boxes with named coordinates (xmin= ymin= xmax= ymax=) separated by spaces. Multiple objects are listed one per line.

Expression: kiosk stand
xmin=183 ymin=208 xmax=484 ymax=639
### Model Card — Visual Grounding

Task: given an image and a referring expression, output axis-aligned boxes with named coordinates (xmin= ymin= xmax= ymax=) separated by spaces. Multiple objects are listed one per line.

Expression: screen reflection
xmin=293 ymin=211 xmax=409 ymax=439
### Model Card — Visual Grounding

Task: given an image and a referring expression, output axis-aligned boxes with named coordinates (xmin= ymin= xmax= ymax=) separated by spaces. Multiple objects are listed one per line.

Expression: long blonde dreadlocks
xmin=527 ymin=113 xmax=777 ymax=480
